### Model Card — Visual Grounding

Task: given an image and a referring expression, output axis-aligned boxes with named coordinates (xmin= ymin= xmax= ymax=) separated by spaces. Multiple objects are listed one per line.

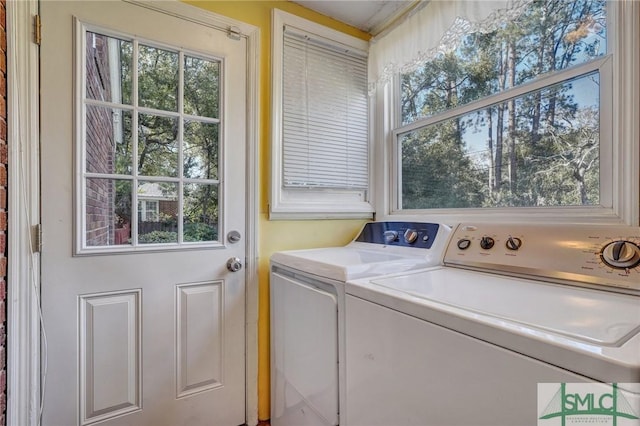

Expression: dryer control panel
xmin=444 ymin=223 xmax=640 ymax=293
xmin=355 ymin=221 xmax=440 ymax=249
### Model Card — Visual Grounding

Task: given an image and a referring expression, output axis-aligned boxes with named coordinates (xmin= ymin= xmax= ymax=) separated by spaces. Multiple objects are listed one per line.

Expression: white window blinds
xmin=282 ymin=26 xmax=368 ymax=190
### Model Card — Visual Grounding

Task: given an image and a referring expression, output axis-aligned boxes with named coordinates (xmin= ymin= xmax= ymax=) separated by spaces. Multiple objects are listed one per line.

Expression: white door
xmin=40 ymin=1 xmax=247 ymax=425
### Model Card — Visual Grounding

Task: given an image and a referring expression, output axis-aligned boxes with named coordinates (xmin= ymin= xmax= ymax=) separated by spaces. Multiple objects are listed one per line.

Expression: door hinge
xmin=32 ymin=224 xmax=42 ymax=253
xmin=227 ymin=26 xmax=241 ymax=41
xmin=34 ymin=14 xmax=41 ymax=45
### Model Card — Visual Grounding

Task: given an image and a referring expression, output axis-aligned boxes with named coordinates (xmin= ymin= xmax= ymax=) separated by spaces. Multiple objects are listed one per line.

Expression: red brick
xmin=0 ymin=118 xmax=6 ymax=140
xmin=0 ymin=3 xmax=5 ymax=32
xmin=0 ymin=211 xmax=6 ymax=231
xmin=0 ymin=143 xmax=6 ymax=164
xmin=0 ymin=165 xmax=6 ymax=187
xmin=0 ymin=258 xmax=5 ymax=277
xmin=0 ymin=279 xmax=5 ymax=300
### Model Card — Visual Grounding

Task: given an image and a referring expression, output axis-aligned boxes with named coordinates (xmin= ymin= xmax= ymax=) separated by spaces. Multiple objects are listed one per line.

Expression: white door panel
xmin=40 ymin=1 xmax=246 ymax=425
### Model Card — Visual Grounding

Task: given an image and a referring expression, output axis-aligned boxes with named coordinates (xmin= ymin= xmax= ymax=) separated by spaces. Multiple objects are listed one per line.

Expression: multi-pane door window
xmin=395 ymin=0 xmax=608 ymax=211
xmin=82 ymin=28 xmax=221 ymax=250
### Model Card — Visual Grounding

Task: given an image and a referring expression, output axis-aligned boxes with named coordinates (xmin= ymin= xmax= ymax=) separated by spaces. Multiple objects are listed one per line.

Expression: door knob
xmin=226 ymin=257 xmax=243 ymax=272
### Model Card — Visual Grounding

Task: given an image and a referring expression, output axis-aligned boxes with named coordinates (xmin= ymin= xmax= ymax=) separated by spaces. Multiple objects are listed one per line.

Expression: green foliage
xmin=138 ymin=230 xmax=178 ymax=244
xmin=136 ymin=224 xmax=217 ymax=244
xmin=184 ymin=223 xmax=218 ymax=242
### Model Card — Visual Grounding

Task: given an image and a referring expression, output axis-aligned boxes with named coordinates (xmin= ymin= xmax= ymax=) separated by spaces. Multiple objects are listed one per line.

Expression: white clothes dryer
xmin=270 ymin=221 xmax=451 ymax=426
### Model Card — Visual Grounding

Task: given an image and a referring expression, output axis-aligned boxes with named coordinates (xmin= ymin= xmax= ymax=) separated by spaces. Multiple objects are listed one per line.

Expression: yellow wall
xmin=185 ymin=1 xmax=370 ymax=420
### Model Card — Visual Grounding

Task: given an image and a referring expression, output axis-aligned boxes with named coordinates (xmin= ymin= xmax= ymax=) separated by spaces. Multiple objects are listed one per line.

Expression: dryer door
xmin=271 ymin=270 xmax=339 ymax=426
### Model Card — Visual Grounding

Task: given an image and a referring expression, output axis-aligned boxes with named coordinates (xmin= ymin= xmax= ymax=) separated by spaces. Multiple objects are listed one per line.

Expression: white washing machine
xmin=346 ymin=223 xmax=640 ymax=426
xmin=270 ymin=221 xmax=451 ymax=426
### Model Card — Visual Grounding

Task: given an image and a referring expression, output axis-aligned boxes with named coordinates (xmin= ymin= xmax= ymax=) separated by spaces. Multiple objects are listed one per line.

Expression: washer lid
xmin=370 ymin=268 xmax=640 ymax=346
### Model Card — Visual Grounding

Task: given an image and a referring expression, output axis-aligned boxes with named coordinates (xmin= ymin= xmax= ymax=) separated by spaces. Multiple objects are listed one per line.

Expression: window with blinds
xmin=281 ymin=27 xmax=368 ymax=190
xmin=270 ymin=9 xmax=373 ymax=219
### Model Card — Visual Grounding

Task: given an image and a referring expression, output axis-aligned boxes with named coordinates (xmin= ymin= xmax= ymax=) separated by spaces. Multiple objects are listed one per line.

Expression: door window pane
xmin=184 ymin=56 xmax=220 ymax=118
xmin=85 ymin=32 xmax=132 ymax=105
xmin=184 ymin=120 xmax=218 ymax=180
xmin=86 ymin=178 xmax=132 ymax=247
xmin=138 ymin=45 xmax=179 ymax=111
xmin=138 ymin=181 xmax=178 ymax=244
xmin=86 ymin=105 xmax=132 ymax=175
xmin=184 ymin=183 xmax=218 ymax=242
xmin=138 ymin=113 xmax=179 ymax=177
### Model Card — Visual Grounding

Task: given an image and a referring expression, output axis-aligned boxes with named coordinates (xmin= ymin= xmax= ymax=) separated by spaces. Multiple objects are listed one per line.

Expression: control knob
xmin=457 ymin=239 xmax=471 ymax=250
xmin=601 ymin=240 xmax=640 ymax=269
xmin=383 ymin=230 xmax=399 ymax=244
xmin=505 ymin=236 xmax=522 ymax=251
xmin=480 ymin=236 xmax=495 ymax=250
xmin=404 ymin=229 xmax=419 ymax=244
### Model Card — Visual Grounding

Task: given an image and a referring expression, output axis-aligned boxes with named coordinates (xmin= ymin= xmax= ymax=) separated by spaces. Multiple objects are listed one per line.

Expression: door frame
xmin=6 ymin=1 xmax=261 ymax=425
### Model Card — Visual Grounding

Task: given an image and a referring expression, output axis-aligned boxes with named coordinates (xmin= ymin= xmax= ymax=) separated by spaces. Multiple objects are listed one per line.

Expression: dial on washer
xmin=600 ymin=240 xmax=640 ymax=269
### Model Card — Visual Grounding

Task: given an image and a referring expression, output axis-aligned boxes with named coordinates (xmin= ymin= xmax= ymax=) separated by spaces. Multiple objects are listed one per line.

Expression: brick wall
xmin=85 ymin=32 xmax=116 ymax=246
xmin=0 ymin=0 xmax=7 ymax=423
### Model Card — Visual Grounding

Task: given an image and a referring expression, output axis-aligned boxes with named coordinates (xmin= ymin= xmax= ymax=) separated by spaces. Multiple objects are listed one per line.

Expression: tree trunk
xmin=574 ymin=167 xmax=587 ymax=205
xmin=495 ymin=105 xmax=504 ymax=193
xmin=531 ymin=41 xmax=545 ymax=144
xmin=495 ymin=43 xmax=507 ymax=194
xmin=507 ymin=40 xmax=517 ymax=192
xmin=487 ymin=107 xmax=494 ymax=196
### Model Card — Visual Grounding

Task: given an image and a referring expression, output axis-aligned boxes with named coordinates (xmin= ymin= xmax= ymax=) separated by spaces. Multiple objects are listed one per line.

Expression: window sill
xmin=269 ymin=202 xmax=374 ymax=220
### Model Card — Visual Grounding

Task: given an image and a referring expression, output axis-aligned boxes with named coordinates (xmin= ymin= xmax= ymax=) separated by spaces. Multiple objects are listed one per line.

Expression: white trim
xmin=612 ymin=0 xmax=640 ymax=226
xmin=270 ymin=9 xmax=374 ymax=220
xmin=8 ymin=1 xmax=261 ymax=425
xmin=244 ymin=20 xmax=261 ymax=425
xmin=7 ymin=1 xmax=41 ymax=426
xmin=376 ymin=0 xmax=640 ymax=226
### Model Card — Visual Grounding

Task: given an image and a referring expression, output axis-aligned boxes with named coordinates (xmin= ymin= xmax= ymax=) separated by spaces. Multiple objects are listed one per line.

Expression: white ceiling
xmin=291 ymin=0 xmax=417 ymax=34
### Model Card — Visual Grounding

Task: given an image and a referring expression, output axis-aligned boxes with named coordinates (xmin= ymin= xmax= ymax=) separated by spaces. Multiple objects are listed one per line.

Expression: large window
xmin=373 ymin=0 xmax=638 ymax=224
xmin=270 ymin=10 xmax=373 ymax=219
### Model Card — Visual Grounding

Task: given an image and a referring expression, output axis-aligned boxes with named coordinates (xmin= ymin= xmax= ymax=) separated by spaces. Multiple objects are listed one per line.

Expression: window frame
xmin=374 ymin=0 xmax=639 ymax=225
xmin=270 ymin=9 xmax=374 ymax=220
xmin=76 ymin=22 xmax=225 ymax=254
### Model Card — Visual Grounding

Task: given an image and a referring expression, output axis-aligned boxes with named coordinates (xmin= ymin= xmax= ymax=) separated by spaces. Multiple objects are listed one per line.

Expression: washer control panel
xmin=444 ymin=223 xmax=640 ymax=292
xmin=355 ymin=221 xmax=440 ymax=249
